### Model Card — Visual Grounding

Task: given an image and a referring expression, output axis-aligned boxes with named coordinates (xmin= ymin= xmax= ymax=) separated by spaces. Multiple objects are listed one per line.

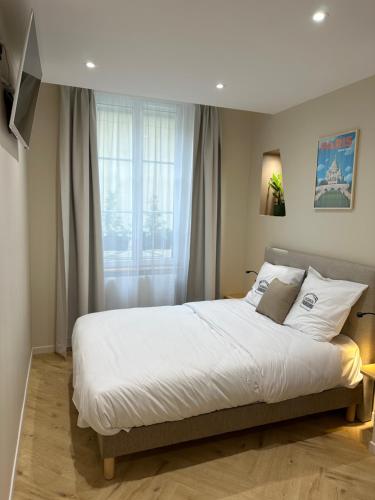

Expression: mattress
xmin=72 ymin=299 xmax=362 ymax=436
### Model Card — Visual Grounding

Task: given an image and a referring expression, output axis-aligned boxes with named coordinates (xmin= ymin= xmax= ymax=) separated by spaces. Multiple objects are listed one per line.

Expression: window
xmin=96 ymin=92 xmax=195 ymax=308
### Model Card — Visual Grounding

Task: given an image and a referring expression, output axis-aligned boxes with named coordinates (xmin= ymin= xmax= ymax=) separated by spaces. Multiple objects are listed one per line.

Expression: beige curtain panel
xmin=187 ymin=105 xmax=221 ymax=301
xmin=55 ymin=86 xmax=104 ymax=357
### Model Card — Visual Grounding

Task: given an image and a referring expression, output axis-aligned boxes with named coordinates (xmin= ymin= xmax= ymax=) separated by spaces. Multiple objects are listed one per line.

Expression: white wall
xmin=27 ymin=83 xmax=59 ymax=350
xmin=246 ymin=75 xmax=375 ymax=273
xmin=220 ymin=108 xmax=261 ymax=295
xmin=0 ymin=6 xmax=32 ymax=499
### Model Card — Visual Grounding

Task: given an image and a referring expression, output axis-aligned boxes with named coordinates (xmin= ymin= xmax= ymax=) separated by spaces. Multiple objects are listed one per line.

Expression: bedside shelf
xmin=361 ymin=364 xmax=375 ymax=379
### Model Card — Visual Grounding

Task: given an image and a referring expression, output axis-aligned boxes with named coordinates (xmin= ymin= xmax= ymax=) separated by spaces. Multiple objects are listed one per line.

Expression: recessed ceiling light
xmin=86 ymin=61 xmax=96 ymax=69
xmin=216 ymin=83 xmax=224 ymax=89
xmin=312 ymin=10 xmax=327 ymax=23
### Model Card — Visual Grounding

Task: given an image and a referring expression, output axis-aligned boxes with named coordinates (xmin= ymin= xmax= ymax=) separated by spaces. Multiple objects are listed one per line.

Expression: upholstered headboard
xmin=265 ymin=247 xmax=375 ymax=365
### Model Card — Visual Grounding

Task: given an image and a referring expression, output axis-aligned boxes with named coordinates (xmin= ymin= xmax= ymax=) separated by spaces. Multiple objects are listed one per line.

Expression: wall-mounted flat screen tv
xmin=9 ymin=11 xmax=42 ymax=149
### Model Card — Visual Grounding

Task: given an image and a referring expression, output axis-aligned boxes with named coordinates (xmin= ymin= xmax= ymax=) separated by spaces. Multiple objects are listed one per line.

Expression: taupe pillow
xmin=255 ymin=278 xmax=300 ymax=324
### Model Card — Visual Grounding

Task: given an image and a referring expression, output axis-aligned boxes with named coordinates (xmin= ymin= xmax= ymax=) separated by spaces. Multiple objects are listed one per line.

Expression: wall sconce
xmin=357 ymin=312 xmax=375 ymax=318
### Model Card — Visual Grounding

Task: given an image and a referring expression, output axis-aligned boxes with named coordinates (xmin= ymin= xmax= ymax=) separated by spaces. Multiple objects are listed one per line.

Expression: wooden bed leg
xmin=104 ymin=457 xmax=115 ymax=480
xmin=345 ymin=404 xmax=356 ymax=423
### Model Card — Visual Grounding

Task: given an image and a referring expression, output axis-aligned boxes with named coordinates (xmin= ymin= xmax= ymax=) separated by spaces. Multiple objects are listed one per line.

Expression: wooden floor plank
xmin=13 ymin=354 xmax=375 ymax=500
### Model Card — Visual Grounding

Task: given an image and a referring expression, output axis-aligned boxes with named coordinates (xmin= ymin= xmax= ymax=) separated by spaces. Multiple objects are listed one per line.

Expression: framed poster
xmin=314 ymin=129 xmax=359 ymax=209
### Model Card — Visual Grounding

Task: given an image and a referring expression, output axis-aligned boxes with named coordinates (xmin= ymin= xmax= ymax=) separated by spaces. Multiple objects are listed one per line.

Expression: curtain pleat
xmin=55 ymin=86 xmax=104 ymax=357
xmin=187 ymin=105 xmax=221 ymax=301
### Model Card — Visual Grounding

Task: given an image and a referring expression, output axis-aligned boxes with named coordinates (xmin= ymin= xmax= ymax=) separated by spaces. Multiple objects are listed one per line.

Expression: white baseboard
xmin=32 ymin=345 xmax=55 ymax=355
xmin=8 ymin=350 xmax=32 ymax=500
xmin=369 ymin=440 xmax=375 ymax=455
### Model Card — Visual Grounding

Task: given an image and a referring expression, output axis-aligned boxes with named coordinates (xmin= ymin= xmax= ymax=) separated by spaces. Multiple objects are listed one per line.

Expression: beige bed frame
xmin=97 ymin=247 xmax=375 ymax=480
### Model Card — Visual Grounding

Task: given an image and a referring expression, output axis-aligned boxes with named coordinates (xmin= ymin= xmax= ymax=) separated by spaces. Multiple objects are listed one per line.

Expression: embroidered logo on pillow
xmin=301 ymin=293 xmax=318 ymax=311
xmin=256 ymin=279 xmax=269 ymax=295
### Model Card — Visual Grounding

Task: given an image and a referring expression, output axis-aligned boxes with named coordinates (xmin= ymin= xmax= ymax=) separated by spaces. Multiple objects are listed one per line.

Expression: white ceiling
xmin=4 ymin=0 xmax=375 ymax=113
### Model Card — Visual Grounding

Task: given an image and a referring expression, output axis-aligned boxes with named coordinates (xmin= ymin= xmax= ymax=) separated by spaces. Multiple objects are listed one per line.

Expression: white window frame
xmin=97 ymin=99 xmax=183 ymax=275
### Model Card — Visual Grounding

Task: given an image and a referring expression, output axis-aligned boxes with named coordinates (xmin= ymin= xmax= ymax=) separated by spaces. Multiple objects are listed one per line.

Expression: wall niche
xmin=259 ymin=150 xmax=286 ymax=216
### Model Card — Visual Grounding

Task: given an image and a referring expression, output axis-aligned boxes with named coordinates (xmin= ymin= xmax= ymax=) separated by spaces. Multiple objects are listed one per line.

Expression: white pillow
xmin=246 ymin=262 xmax=305 ymax=308
xmin=284 ymin=266 xmax=368 ymax=342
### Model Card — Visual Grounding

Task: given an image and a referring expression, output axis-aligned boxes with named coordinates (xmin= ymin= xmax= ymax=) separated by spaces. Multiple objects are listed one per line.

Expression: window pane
xmin=142 ymin=212 xmax=173 ymax=260
xmin=143 ymin=162 xmax=174 ymax=212
xmin=99 ymin=158 xmax=132 ymax=212
xmin=99 ymin=157 xmax=134 ymax=267
xmin=102 ymin=212 xmax=132 ymax=269
xmin=143 ymin=106 xmax=176 ymax=163
xmin=97 ymin=105 xmax=132 ymax=160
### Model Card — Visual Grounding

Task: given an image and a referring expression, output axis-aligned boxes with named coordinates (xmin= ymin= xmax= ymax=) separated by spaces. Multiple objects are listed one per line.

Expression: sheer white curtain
xmin=96 ymin=92 xmax=195 ymax=309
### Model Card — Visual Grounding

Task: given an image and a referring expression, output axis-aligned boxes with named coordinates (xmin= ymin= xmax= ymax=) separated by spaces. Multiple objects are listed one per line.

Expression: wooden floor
xmin=13 ymin=354 xmax=375 ymax=500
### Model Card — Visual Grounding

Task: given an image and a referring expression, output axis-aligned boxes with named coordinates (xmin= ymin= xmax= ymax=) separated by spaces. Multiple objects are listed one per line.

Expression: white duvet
xmin=72 ymin=299 xmax=362 ymax=436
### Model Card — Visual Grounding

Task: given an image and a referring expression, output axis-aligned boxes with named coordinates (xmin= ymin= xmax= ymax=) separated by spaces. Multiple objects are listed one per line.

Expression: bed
xmin=72 ymin=247 xmax=375 ymax=479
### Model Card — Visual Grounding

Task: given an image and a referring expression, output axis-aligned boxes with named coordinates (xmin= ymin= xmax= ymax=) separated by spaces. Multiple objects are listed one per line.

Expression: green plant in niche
xmin=268 ymin=172 xmax=285 ymax=216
